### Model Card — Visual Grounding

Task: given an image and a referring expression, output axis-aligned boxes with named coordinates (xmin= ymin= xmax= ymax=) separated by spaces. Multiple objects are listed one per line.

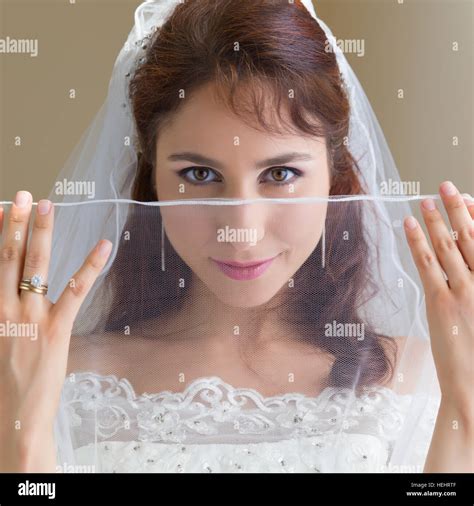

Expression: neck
xmin=176 ymin=273 xmax=288 ymax=347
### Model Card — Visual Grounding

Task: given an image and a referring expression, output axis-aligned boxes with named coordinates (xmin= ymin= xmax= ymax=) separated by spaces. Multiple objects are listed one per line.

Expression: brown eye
xmin=271 ymin=168 xmax=288 ymax=182
xmin=261 ymin=167 xmax=303 ymax=186
xmin=178 ymin=167 xmax=221 ymax=185
xmin=194 ymin=168 xmax=209 ymax=181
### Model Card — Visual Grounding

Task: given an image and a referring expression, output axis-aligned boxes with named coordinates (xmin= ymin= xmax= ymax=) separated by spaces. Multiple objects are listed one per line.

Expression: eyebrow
xmin=167 ymin=151 xmax=314 ymax=170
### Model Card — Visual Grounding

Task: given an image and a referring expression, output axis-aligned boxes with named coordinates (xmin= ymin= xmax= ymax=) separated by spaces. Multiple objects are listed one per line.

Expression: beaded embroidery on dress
xmin=56 ymin=372 xmax=439 ymax=473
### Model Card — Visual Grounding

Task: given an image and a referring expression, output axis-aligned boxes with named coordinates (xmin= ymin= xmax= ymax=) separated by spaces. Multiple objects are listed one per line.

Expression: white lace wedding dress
xmin=54 ymin=372 xmax=440 ymax=473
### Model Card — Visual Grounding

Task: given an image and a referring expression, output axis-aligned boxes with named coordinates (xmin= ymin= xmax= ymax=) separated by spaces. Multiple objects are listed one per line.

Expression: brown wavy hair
xmin=98 ymin=0 xmax=396 ymax=392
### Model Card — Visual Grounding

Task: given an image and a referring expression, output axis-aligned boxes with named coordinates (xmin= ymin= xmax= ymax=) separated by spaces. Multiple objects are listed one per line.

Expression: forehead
xmin=156 ymin=82 xmax=326 ymax=162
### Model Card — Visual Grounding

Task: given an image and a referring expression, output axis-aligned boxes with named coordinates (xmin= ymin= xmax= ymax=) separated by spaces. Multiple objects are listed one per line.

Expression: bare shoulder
xmin=66 ymin=331 xmax=198 ymax=395
xmin=380 ymin=334 xmax=432 ymax=395
xmin=66 ymin=331 xmax=176 ymax=378
xmin=67 ymin=332 xmax=137 ymax=377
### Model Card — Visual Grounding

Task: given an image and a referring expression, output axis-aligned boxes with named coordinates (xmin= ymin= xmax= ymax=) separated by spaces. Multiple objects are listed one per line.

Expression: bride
xmin=0 ymin=0 xmax=472 ymax=474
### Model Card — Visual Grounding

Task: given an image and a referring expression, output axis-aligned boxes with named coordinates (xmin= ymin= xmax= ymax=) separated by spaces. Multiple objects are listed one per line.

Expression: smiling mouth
xmin=210 ymin=254 xmax=280 ymax=281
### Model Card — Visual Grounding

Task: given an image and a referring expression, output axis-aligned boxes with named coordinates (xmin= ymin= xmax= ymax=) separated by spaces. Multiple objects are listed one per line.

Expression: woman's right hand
xmin=0 ymin=191 xmax=112 ymax=472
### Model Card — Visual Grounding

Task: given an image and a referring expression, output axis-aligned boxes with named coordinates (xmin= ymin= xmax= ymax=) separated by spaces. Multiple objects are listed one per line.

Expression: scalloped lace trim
xmin=60 ymin=371 xmax=424 ymax=445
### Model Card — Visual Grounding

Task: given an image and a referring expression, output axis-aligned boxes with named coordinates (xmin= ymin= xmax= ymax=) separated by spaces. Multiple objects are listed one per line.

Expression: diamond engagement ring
xmin=19 ymin=274 xmax=49 ymax=295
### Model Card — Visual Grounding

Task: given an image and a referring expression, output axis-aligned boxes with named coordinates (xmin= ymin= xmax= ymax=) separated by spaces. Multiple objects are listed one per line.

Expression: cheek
xmin=160 ymin=206 xmax=216 ymax=262
xmin=270 ymin=202 xmax=327 ymax=258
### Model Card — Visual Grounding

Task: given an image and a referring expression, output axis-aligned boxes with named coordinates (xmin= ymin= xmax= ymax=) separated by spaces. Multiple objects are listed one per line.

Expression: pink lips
xmin=211 ymin=255 xmax=279 ymax=281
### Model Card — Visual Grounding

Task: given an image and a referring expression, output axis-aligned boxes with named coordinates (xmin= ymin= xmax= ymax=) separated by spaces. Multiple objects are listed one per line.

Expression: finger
xmin=20 ymin=200 xmax=54 ymax=312
xmin=462 ymin=193 xmax=474 ymax=222
xmin=0 ymin=191 xmax=33 ymax=302
xmin=420 ymin=197 xmax=468 ymax=290
xmin=51 ymin=240 xmax=113 ymax=337
xmin=439 ymin=182 xmax=474 ymax=271
xmin=0 ymin=206 xmax=4 ymax=236
xmin=404 ymin=216 xmax=448 ymax=298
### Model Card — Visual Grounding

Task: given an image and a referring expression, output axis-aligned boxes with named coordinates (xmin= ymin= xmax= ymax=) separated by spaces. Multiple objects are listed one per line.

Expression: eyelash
xmin=177 ymin=166 xmax=303 ymax=186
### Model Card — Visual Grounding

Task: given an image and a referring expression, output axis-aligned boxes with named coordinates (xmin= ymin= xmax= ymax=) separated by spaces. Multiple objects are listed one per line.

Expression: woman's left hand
xmin=404 ymin=181 xmax=473 ymax=417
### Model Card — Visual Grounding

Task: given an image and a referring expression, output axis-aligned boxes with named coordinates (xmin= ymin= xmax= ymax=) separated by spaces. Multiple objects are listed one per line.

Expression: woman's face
xmin=155 ymin=82 xmax=330 ymax=308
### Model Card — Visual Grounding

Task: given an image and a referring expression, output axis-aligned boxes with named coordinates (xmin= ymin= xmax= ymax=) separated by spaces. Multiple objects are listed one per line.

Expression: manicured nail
xmin=422 ymin=198 xmax=436 ymax=211
xmin=441 ymin=181 xmax=456 ymax=196
xmin=98 ymin=240 xmax=112 ymax=258
xmin=15 ymin=191 xmax=31 ymax=208
xmin=405 ymin=216 xmax=417 ymax=230
xmin=37 ymin=200 xmax=51 ymax=215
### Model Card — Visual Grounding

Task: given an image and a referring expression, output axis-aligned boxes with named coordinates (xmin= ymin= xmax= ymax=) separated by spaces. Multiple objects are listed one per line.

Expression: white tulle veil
xmin=11 ymin=0 xmax=441 ymax=472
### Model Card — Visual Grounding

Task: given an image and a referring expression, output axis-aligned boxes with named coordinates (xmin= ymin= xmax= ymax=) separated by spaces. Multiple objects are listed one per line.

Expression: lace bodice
xmin=54 ymin=372 xmax=440 ymax=473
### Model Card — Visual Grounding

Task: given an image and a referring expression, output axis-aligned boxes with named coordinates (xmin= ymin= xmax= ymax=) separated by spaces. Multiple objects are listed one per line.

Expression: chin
xmin=204 ymin=279 xmax=285 ymax=309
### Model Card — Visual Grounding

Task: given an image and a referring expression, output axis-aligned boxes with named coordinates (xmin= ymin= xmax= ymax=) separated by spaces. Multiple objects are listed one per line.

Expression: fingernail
xmin=37 ymin=200 xmax=51 ymax=215
xmin=422 ymin=198 xmax=436 ymax=211
xmin=15 ymin=191 xmax=31 ymax=208
xmin=441 ymin=181 xmax=457 ymax=196
xmin=98 ymin=240 xmax=112 ymax=258
xmin=405 ymin=216 xmax=417 ymax=230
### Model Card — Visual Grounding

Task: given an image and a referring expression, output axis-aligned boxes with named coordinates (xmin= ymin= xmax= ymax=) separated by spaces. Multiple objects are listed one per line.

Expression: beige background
xmin=0 ymin=0 xmax=472 ymax=202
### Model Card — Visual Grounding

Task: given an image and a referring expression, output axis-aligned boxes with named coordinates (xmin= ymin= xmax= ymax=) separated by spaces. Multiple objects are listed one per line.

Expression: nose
xmin=217 ymin=201 xmax=266 ymax=252
xmin=221 ymin=177 xmax=261 ymax=201
xmin=216 ymin=177 xmax=271 ymax=251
